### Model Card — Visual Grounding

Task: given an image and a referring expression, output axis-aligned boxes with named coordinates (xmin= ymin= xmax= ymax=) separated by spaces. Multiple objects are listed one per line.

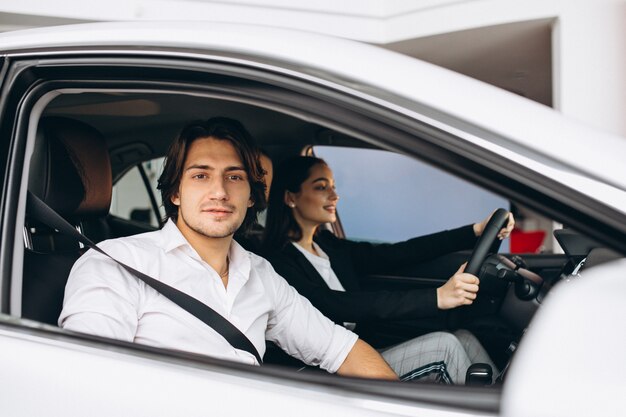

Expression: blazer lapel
xmin=283 ymin=243 xmax=330 ymax=289
xmin=315 ymin=236 xmax=361 ymax=291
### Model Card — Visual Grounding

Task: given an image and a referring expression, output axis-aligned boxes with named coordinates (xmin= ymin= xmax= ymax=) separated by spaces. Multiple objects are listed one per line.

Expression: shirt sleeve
xmin=58 ymin=242 xmax=141 ymax=342
xmin=261 ymin=262 xmax=358 ymax=373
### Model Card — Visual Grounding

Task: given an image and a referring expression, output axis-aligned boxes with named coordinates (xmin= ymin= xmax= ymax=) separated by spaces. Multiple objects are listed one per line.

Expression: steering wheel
xmin=465 ymin=208 xmax=511 ymax=276
xmin=447 ymin=208 xmax=510 ymax=329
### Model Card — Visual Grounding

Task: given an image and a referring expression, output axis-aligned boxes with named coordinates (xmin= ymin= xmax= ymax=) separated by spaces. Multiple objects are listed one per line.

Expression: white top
xmin=59 ymin=220 xmax=357 ymax=372
xmin=292 ymin=242 xmax=356 ymax=331
xmin=292 ymin=242 xmax=345 ymax=292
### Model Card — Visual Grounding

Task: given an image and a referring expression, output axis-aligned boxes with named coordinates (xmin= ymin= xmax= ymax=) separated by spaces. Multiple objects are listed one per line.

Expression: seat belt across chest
xmin=26 ymin=191 xmax=263 ymax=364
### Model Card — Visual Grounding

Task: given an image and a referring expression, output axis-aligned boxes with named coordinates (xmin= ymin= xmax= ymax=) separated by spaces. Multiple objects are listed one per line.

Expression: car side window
xmin=313 ymin=146 xmax=511 ymax=251
xmin=110 ymin=158 xmax=165 ymax=227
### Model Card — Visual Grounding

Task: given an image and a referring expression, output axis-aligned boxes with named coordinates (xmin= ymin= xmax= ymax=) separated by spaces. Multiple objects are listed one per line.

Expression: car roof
xmin=1 ymin=21 xmax=625 ymax=194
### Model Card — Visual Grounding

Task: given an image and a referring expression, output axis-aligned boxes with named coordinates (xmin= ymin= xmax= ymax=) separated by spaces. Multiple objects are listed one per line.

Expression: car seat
xmin=22 ymin=117 xmax=112 ymax=325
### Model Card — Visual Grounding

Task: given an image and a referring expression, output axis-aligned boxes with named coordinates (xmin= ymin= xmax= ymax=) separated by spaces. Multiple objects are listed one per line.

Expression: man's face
xmin=172 ymin=137 xmax=253 ymax=240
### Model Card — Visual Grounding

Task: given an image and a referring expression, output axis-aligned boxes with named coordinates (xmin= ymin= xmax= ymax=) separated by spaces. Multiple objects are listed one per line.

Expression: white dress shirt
xmin=59 ymin=220 xmax=357 ymax=372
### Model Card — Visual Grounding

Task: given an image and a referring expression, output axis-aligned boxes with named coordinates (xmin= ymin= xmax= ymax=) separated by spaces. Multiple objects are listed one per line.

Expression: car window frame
xmin=1 ymin=49 xmax=624 ymax=413
xmin=0 ymin=53 xmax=505 ymax=413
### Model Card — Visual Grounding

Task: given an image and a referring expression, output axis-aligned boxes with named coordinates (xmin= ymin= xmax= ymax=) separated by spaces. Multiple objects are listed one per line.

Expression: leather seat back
xmin=23 ymin=117 xmax=112 ymax=324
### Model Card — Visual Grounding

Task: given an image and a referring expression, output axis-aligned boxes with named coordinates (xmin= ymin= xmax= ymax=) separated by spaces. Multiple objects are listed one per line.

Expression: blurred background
xmin=3 ymin=0 xmax=625 ymax=138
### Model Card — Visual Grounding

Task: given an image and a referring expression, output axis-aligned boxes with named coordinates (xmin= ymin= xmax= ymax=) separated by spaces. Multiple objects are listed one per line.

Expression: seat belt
xmin=26 ymin=191 xmax=263 ymax=364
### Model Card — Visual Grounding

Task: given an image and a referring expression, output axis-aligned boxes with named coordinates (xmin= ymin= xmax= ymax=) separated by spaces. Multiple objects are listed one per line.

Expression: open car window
xmin=314 ymin=145 xmax=511 ymax=251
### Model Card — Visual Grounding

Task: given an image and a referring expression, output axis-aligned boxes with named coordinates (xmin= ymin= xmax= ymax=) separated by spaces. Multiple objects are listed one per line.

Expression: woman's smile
xmin=289 ymin=163 xmax=340 ymax=226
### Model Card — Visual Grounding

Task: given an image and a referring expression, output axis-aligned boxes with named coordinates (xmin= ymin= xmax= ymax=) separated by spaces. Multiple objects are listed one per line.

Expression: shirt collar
xmin=228 ymin=239 xmax=251 ymax=285
xmin=292 ymin=241 xmax=330 ymax=262
xmin=160 ymin=219 xmax=251 ymax=282
xmin=161 ymin=219 xmax=191 ymax=253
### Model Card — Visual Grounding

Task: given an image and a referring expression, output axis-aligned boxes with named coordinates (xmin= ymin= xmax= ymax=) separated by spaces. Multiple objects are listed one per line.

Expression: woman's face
xmin=286 ymin=163 xmax=339 ymax=228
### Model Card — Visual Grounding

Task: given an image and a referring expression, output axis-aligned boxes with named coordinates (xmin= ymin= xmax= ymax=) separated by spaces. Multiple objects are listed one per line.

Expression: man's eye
xmin=228 ymin=174 xmax=244 ymax=181
xmin=192 ymin=173 xmax=207 ymax=179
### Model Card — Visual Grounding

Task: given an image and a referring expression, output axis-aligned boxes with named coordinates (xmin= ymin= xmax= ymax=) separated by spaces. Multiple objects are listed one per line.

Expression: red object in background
xmin=510 ymin=228 xmax=546 ymax=253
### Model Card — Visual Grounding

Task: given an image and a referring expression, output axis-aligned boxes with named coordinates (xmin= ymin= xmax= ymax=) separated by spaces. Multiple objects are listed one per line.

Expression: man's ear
xmin=171 ymin=192 xmax=180 ymax=206
xmin=248 ymin=197 xmax=254 ymax=208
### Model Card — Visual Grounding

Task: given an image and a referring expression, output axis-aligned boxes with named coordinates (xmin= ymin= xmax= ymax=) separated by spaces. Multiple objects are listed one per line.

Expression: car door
xmin=0 ymin=22 xmax=625 ymax=417
xmin=0 ymin=27 xmax=507 ymax=417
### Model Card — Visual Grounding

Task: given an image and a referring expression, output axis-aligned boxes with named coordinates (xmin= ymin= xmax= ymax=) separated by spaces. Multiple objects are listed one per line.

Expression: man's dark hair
xmin=263 ymin=155 xmax=326 ymax=249
xmin=157 ymin=117 xmax=267 ymax=234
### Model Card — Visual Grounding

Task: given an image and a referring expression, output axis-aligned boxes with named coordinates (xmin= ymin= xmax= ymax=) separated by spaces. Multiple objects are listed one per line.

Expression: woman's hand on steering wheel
xmin=436 ymin=263 xmax=480 ymax=310
xmin=473 ymin=210 xmax=515 ymax=240
xmin=444 ymin=208 xmax=511 ymax=327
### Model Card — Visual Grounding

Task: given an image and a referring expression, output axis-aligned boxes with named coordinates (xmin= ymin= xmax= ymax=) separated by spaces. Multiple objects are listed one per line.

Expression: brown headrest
xmin=29 ymin=117 xmax=112 ymax=219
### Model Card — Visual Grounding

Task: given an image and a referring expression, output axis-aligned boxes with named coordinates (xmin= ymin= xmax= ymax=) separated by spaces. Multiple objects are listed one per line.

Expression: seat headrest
xmin=29 ymin=117 xmax=112 ymax=219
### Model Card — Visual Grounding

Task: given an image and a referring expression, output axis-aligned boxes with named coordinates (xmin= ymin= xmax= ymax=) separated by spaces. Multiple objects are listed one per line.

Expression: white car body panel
xmin=502 ymin=259 xmax=626 ymax=417
xmin=0 ymin=324 xmax=484 ymax=417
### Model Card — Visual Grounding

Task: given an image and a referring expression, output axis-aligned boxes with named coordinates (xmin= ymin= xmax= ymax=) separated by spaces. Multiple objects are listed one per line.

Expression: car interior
xmin=17 ymin=89 xmax=624 ymax=386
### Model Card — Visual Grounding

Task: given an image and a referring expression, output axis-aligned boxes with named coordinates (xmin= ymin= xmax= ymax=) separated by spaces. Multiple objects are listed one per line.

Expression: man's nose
xmin=208 ymin=177 xmax=228 ymax=200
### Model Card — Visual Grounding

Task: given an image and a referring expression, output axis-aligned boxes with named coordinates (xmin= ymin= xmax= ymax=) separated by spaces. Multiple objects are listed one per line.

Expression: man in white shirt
xmin=59 ymin=118 xmax=397 ymax=379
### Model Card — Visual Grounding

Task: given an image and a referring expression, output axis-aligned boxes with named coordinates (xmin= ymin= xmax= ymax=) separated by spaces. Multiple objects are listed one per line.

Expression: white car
xmin=0 ymin=22 xmax=624 ymax=417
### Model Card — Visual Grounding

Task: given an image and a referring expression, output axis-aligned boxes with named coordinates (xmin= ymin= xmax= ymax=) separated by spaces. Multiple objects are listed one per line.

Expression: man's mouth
xmin=202 ymin=206 xmax=235 ymax=217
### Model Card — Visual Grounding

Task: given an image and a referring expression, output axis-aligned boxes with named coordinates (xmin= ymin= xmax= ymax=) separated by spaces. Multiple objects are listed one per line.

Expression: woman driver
xmin=263 ymin=156 xmax=514 ymax=383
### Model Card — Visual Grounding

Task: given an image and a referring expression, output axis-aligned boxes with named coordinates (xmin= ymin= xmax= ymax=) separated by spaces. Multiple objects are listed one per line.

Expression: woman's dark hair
xmin=264 ymin=155 xmax=326 ymax=249
xmin=157 ymin=117 xmax=267 ymax=234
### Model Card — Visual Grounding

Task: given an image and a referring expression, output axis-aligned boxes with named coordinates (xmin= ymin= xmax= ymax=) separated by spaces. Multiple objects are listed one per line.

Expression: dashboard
xmin=482 ymin=228 xmax=623 ymax=332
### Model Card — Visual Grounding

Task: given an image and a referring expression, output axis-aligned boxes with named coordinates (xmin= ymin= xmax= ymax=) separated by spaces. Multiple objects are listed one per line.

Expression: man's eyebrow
xmin=185 ymin=164 xmax=212 ymax=172
xmin=185 ymin=164 xmax=246 ymax=172
xmin=225 ymin=165 xmax=246 ymax=172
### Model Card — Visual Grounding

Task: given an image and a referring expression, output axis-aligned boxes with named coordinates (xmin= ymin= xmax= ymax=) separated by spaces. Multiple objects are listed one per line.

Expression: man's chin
xmin=192 ymin=225 xmax=238 ymax=239
xmin=179 ymin=214 xmax=241 ymax=240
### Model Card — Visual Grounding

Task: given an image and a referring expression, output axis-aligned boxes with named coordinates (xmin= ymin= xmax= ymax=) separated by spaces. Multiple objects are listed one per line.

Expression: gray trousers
xmin=380 ymin=330 xmax=497 ymax=384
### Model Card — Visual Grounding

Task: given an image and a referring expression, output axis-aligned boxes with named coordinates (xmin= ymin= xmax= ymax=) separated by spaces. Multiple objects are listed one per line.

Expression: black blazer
xmin=267 ymin=225 xmax=477 ymax=325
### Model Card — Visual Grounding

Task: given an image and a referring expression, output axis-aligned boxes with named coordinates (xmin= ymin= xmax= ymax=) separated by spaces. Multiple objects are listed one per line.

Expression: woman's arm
xmin=321 ymin=225 xmax=478 ymax=276
xmin=269 ymin=252 xmax=439 ymax=322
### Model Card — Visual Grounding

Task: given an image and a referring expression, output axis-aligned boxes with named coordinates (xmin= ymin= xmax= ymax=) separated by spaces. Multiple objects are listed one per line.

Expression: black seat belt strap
xmin=26 ymin=191 xmax=263 ymax=364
